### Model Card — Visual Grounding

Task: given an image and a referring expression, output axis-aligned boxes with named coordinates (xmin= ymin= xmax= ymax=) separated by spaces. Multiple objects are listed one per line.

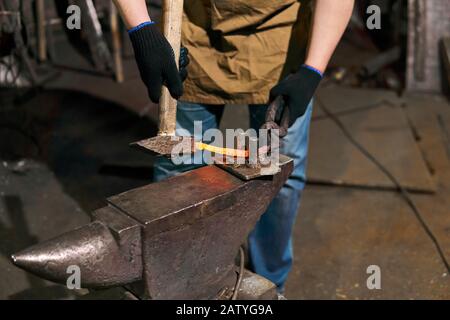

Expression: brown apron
xmin=180 ymin=0 xmax=313 ymax=105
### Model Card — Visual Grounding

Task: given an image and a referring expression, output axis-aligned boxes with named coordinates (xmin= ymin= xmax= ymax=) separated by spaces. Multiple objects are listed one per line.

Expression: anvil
xmin=12 ymin=156 xmax=293 ymax=299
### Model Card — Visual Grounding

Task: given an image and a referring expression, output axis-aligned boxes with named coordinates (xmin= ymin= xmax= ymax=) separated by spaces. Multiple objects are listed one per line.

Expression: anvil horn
xmin=12 ymin=207 xmax=143 ymax=288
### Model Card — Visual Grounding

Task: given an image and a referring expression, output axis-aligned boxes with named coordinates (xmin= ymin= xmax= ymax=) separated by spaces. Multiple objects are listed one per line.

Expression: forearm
xmin=305 ymin=0 xmax=354 ymax=73
xmin=112 ymin=0 xmax=151 ymax=29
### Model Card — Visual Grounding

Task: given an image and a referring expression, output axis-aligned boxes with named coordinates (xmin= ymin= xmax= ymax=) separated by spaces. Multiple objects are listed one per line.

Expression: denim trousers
xmin=153 ymin=100 xmax=313 ymax=290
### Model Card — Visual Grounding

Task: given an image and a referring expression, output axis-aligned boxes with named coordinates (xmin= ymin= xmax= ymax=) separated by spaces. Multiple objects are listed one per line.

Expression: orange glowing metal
xmin=195 ymin=142 xmax=249 ymax=158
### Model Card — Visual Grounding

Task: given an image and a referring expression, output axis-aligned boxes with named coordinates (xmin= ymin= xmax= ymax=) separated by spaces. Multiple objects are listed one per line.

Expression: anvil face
xmin=12 ymin=156 xmax=293 ymax=299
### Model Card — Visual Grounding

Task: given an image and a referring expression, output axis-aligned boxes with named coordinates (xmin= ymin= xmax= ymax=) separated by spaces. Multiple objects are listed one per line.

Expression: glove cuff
xmin=129 ymin=23 xmax=168 ymax=53
xmin=299 ymin=64 xmax=323 ymax=82
xmin=127 ymin=21 xmax=155 ymax=34
xmin=301 ymin=64 xmax=324 ymax=78
xmin=298 ymin=64 xmax=323 ymax=95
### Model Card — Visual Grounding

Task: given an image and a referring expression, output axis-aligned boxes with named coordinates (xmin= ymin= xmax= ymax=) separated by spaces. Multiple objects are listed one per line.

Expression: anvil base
xmin=82 ymin=269 xmax=278 ymax=300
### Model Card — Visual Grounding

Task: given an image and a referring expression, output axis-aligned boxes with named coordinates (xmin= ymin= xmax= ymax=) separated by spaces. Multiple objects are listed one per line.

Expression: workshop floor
xmin=285 ymin=91 xmax=450 ymax=299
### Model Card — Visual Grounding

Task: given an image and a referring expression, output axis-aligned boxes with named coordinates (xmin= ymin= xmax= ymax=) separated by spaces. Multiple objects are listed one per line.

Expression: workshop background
xmin=0 ymin=0 xmax=449 ymax=299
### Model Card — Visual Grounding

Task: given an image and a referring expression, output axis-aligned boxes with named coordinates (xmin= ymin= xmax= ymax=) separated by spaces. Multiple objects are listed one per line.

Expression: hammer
xmin=131 ymin=0 xmax=194 ymax=156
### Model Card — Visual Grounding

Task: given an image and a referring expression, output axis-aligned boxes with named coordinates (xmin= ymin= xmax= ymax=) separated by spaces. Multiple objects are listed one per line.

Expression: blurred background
xmin=0 ymin=0 xmax=449 ymax=299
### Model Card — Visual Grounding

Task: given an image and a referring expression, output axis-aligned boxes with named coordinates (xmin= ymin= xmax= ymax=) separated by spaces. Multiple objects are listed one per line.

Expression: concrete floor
xmin=285 ymin=92 xmax=450 ymax=299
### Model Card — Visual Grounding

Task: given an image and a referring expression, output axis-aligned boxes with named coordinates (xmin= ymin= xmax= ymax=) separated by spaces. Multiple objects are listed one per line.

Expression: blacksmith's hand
xmin=128 ymin=21 xmax=184 ymax=103
xmin=269 ymin=65 xmax=323 ymax=127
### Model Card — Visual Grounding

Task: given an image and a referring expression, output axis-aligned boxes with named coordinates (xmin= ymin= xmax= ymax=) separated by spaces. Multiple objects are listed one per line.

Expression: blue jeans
xmin=153 ymin=101 xmax=313 ymax=290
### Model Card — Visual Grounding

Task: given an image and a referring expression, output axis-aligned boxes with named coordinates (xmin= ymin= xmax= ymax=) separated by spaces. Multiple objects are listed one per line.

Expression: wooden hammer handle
xmin=158 ymin=0 xmax=184 ymax=136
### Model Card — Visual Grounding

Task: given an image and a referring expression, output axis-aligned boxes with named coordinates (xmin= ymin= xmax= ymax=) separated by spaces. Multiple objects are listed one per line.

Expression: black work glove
xmin=129 ymin=23 xmax=184 ymax=103
xmin=269 ymin=65 xmax=323 ymax=127
xmin=179 ymin=46 xmax=189 ymax=82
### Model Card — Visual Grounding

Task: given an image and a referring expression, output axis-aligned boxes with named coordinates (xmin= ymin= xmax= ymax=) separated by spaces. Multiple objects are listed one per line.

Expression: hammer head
xmin=130 ymin=135 xmax=195 ymax=156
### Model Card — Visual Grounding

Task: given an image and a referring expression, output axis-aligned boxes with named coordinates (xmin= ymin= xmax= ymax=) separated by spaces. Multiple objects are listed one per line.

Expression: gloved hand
xmin=269 ymin=64 xmax=323 ymax=126
xmin=129 ymin=22 xmax=185 ymax=103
